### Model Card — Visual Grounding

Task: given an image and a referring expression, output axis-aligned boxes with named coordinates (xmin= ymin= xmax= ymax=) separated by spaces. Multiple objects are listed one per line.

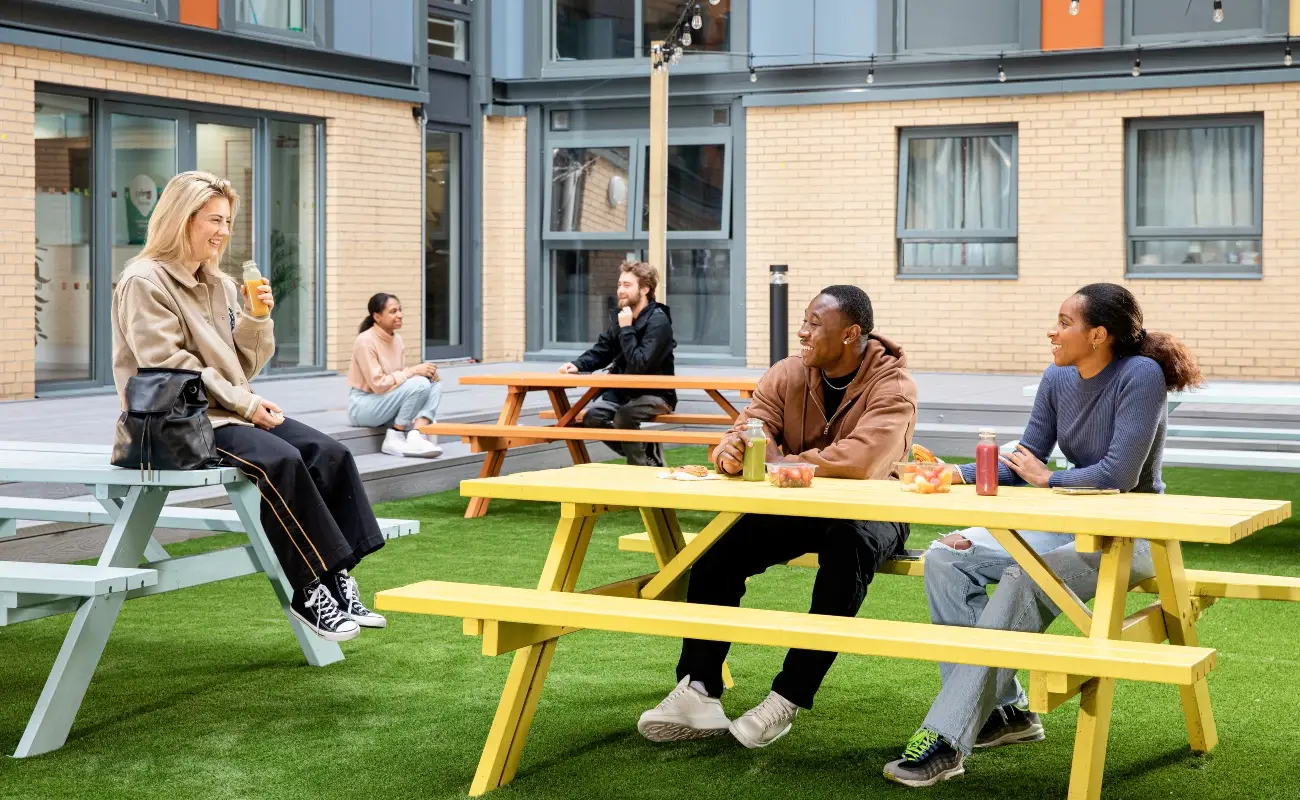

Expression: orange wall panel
xmin=1042 ymin=0 xmax=1104 ymax=51
xmin=179 ymin=0 xmax=218 ymax=29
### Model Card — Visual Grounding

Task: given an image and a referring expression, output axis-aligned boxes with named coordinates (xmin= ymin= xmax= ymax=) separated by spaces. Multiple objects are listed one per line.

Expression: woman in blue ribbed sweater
xmin=884 ymin=283 xmax=1203 ymax=788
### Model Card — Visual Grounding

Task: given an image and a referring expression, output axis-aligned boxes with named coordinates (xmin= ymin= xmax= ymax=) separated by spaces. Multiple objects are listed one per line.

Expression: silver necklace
xmin=822 ymin=371 xmax=854 ymax=391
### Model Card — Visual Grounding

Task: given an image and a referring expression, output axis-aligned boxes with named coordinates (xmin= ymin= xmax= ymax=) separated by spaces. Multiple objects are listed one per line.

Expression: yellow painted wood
xmin=1029 ymin=672 xmax=1093 ymax=714
xmin=988 ymin=529 xmax=1094 ymax=634
xmin=376 ymin=580 xmax=1216 ymax=685
xmin=1074 ymin=534 xmax=1102 ymax=553
xmin=466 ymin=505 xmax=596 ymax=795
xmin=640 ymin=513 xmax=743 ymax=601
xmin=1151 ymin=540 xmax=1219 ymax=753
xmin=1181 ymin=569 xmax=1300 ymax=601
xmin=479 ymin=574 xmax=659 ymax=656
xmin=462 ymin=466 xmax=1288 ymax=544
xmin=464 ymin=618 xmax=484 ymax=636
xmin=619 ymin=530 xmax=915 ymax=575
xmin=1065 ymin=537 xmax=1133 ymax=800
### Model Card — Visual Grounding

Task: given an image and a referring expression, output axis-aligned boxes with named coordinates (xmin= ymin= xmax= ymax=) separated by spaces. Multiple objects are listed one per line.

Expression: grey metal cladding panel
xmin=751 ymin=0 xmax=814 ymax=67
xmin=371 ymin=0 xmax=416 ymax=63
xmin=1131 ymin=0 xmax=1264 ymax=37
xmin=332 ymin=0 xmax=373 ymax=58
xmin=428 ymin=69 xmax=471 ymax=123
xmin=491 ymin=0 xmax=526 ymax=79
xmin=902 ymin=0 xmax=1018 ymax=50
xmin=816 ymin=0 xmax=878 ymax=63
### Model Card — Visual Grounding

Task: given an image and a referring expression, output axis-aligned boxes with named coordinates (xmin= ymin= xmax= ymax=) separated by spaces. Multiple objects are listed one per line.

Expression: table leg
xmin=466 ymin=388 xmax=528 ymax=519
xmin=13 ymin=486 xmax=167 ymax=758
xmin=548 ymin=388 xmax=592 ymax=466
xmin=1067 ymin=537 xmax=1133 ymax=800
xmin=470 ymin=504 xmax=597 ymax=796
xmin=705 ymin=390 xmax=741 ymax=421
xmin=1150 ymin=540 xmax=1218 ymax=753
xmin=226 ymin=481 xmax=344 ymax=668
xmin=94 ymin=495 xmax=169 ymax=561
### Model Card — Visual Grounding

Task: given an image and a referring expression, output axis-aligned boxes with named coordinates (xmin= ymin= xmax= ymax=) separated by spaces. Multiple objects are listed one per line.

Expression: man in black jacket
xmin=561 ymin=260 xmax=677 ymax=467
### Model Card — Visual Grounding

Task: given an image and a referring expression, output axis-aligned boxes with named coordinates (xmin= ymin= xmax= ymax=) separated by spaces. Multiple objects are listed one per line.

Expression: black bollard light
xmin=769 ymin=264 xmax=788 ymax=365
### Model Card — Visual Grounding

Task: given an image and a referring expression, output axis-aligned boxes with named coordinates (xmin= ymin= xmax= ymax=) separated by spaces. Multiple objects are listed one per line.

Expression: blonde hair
xmin=131 ymin=170 xmax=240 ymax=274
xmin=620 ymin=260 xmax=659 ymax=301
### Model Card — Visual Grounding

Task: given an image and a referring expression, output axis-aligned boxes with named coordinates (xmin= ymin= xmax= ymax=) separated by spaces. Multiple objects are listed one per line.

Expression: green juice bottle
xmin=742 ymin=419 xmax=767 ymax=482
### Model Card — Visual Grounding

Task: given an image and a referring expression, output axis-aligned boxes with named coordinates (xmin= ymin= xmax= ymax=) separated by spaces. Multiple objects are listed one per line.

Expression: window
xmin=428 ymin=15 xmax=467 ymax=60
xmin=550 ymin=147 xmax=633 ymax=234
xmin=553 ymin=0 xmax=730 ymax=61
xmin=1127 ymin=117 xmax=1263 ymax=278
xmin=640 ymin=143 xmax=728 ymax=233
xmin=266 ymin=120 xmax=321 ymax=369
xmin=237 ymin=0 xmax=305 ymax=31
xmin=897 ymin=126 xmax=1018 ymax=277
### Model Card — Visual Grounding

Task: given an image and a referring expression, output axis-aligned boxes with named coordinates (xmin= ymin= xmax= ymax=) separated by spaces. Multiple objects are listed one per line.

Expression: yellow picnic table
xmin=376 ymin=464 xmax=1292 ymax=799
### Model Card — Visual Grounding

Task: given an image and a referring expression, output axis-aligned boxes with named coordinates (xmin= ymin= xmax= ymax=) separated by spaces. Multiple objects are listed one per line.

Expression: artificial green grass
xmin=0 ymin=450 xmax=1297 ymax=800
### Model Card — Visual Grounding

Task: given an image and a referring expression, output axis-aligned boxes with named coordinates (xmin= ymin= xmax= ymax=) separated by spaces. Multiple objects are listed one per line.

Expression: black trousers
xmin=214 ymin=417 xmax=385 ymax=590
xmin=676 ymin=514 xmax=909 ymax=709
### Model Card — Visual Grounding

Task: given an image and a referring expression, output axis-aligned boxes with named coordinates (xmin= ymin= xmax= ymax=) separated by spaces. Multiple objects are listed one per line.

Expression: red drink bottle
xmin=975 ymin=428 xmax=999 ymax=496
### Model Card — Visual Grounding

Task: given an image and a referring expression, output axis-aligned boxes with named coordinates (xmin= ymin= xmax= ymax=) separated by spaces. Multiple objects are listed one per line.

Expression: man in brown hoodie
xmin=637 ymin=285 xmax=918 ymax=749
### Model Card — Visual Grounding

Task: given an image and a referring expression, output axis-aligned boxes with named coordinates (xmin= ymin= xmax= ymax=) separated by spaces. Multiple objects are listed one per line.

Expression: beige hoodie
xmin=733 ymin=333 xmax=918 ymax=479
xmin=111 ymin=257 xmax=275 ymax=428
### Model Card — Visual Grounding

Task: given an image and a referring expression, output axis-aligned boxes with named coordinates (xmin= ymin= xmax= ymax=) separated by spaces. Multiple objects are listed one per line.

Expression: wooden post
xmin=648 ymin=40 xmax=669 ymax=298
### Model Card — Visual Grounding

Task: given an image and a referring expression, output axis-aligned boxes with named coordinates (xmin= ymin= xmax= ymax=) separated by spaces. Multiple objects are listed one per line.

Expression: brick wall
xmin=480 ymin=115 xmax=527 ymax=362
xmin=0 ymin=44 xmax=422 ymax=400
xmin=746 ymin=86 xmax=1300 ymax=379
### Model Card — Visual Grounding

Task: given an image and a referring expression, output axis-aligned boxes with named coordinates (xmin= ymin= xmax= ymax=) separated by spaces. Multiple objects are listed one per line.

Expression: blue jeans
xmin=348 ymin=376 xmax=442 ymax=429
xmin=920 ymin=534 xmax=1154 ymax=754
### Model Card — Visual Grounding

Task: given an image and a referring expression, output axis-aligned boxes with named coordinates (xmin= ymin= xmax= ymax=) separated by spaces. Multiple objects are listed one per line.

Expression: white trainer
xmin=729 ymin=691 xmax=798 ymax=749
xmin=637 ymin=677 xmax=731 ymax=742
xmin=405 ymin=429 xmax=442 ymax=458
xmin=381 ymin=428 xmax=411 ymax=457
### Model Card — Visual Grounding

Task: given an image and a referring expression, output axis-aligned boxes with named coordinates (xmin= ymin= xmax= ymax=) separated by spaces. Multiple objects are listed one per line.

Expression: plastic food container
xmin=895 ymin=462 xmax=962 ymax=494
xmin=766 ymin=462 xmax=817 ymax=488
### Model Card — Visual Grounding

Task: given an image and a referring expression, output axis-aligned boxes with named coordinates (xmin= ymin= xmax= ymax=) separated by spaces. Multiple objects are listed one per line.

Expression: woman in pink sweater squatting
xmin=347 ymin=293 xmax=443 ymax=458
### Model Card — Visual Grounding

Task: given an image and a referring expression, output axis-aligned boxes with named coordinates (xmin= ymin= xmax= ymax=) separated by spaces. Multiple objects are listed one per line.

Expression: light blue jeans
xmin=921 ymin=530 xmax=1154 ymax=754
xmin=348 ymin=376 xmax=442 ymax=429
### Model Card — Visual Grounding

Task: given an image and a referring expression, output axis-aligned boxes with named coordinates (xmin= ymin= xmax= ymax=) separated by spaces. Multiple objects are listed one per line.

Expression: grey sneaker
xmin=637 ymin=677 xmax=732 ymax=742
xmin=975 ymin=704 xmax=1045 ymax=749
xmin=728 ymin=691 xmax=798 ymax=749
xmin=883 ymin=729 xmax=965 ymax=788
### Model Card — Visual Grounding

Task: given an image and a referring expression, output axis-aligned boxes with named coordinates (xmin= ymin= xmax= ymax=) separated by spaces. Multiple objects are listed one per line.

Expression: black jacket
xmin=571 ymin=301 xmax=677 ymax=408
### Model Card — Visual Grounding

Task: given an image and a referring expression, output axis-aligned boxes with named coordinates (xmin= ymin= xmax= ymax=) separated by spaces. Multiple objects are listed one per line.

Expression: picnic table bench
xmin=420 ymin=373 xmax=756 ymax=518
xmin=0 ymin=441 xmax=418 ymax=758
xmin=376 ymin=463 xmax=1289 ymax=800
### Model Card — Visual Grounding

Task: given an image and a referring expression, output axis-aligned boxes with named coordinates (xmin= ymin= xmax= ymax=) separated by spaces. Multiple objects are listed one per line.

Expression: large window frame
xmin=541 ymin=0 xmax=747 ymax=77
xmin=1125 ymin=115 xmax=1264 ymax=280
xmin=34 ymin=84 xmax=328 ymax=394
xmin=539 ymin=123 xmax=738 ymax=354
xmin=220 ymin=0 xmax=318 ymax=46
xmin=895 ymin=124 xmax=1019 ymax=280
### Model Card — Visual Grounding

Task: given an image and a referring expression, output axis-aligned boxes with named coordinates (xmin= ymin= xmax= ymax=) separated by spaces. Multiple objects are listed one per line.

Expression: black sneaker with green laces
xmin=882 ymin=729 xmax=965 ymax=788
xmin=975 ymin=704 xmax=1045 ymax=749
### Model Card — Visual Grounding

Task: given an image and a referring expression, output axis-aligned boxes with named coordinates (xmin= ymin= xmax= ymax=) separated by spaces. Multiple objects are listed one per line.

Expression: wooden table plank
xmin=458 ymin=373 xmax=757 ymax=392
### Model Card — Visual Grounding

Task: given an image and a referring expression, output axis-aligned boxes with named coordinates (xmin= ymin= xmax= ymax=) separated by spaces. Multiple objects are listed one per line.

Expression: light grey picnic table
xmin=0 ymin=441 xmax=417 ymax=757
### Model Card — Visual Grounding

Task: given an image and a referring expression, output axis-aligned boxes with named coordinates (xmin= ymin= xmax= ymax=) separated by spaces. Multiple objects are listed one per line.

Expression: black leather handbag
xmin=111 ymin=367 xmax=221 ymax=477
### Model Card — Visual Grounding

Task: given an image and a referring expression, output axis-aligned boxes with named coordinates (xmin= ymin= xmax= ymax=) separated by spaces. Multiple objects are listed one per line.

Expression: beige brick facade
xmin=0 ymin=44 xmax=422 ymax=401
xmin=480 ymin=115 xmax=527 ymax=362
xmin=746 ymin=86 xmax=1300 ymax=379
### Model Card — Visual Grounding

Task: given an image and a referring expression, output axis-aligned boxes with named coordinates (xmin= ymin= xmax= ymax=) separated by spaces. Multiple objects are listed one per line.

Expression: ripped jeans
xmin=920 ymin=530 xmax=1154 ymax=754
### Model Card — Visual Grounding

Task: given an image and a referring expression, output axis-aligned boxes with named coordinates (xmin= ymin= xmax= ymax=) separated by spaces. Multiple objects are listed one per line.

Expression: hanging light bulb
xmin=692 ymin=13 xmax=702 ymax=29
xmin=749 ymin=68 xmax=758 ymax=82
xmin=681 ymin=31 xmax=692 ymax=47
xmin=1069 ymin=0 xmax=1080 ymax=15
xmin=1286 ymin=37 xmax=1293 ymax=67
xmin=1212 ymin=0 xmax=1223 ymax=23
xmin=670 ymin=47 xmax=682 ymax=65
xmin=709 ymin=0 xmax=721 ymax=4
xmin=866 ymin=55 xmax=875 ymax=84
xmin=997 ymin=54 xmax=1006 ymax=83
xmin=1131 ymin=49 xmax=1141 ymax=77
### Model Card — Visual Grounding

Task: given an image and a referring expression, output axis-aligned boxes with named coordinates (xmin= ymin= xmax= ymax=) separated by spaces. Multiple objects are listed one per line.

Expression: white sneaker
xmin=637 ymin=677 xmax=731 ymax=742
xmin=729 ymin=691 xmax=798 ymax=749
xmin=407 ymin=429 xmax=442 ymax=458
xmin=381 ymin=428 xmax=411 ymax=457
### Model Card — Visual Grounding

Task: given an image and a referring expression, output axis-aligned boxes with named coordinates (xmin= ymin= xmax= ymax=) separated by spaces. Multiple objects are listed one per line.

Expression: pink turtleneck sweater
xmin=348 ymin=326 xmax=410 ymax=394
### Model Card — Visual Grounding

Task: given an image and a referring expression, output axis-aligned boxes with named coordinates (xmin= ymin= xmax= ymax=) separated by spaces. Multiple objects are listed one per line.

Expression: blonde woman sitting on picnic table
xmin=348 ymin=292 xmax=443 ymax=459
xmin=112 ymin=171 xmax=388 ymax=643
xmin=883 ymin=282 xmax=1204 ymax=788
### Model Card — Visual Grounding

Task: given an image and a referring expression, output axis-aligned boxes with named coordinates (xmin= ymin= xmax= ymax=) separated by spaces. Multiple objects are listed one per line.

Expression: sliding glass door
xmin=424 ymin=125 xmax=471 ymax=360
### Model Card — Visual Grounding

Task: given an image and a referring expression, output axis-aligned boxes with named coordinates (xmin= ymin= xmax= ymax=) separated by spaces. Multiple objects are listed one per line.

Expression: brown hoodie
xmin=734 ymin=333 xmax=918 ymax=479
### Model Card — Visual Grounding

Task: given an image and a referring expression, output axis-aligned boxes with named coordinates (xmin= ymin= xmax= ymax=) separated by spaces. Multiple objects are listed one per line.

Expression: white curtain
xmin=1134 ymin=126 xmax=1255 ymax=267
xmin=902 ymin=135 xmax=1015 ymax=273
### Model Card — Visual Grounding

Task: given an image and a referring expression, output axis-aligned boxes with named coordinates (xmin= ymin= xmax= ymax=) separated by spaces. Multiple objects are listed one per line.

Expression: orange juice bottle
xmin=241 ymin=261 xmax=270 ymax=317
